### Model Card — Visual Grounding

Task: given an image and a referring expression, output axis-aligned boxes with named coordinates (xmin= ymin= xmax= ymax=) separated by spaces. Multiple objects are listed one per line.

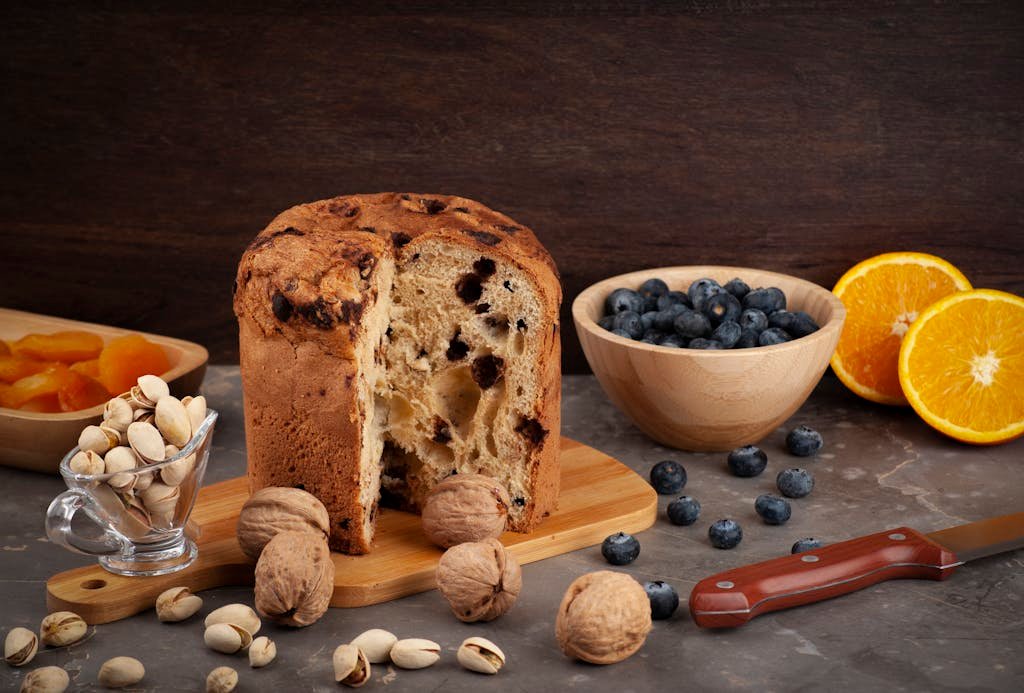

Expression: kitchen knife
xmin=689 ymin=511 xmax=1024 ymax=628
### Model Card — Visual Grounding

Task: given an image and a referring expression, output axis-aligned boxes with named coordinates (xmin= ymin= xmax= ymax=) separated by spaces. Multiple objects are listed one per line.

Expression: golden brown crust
xmin=235 ymin=193 xmax=561 ymax=553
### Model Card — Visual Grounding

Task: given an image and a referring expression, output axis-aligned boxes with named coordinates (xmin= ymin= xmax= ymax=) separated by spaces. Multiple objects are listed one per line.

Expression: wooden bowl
xmin=0 ymin=308 xmax=209 ymax=473
xmin=572 ymin=266 xmax=846 ymax=452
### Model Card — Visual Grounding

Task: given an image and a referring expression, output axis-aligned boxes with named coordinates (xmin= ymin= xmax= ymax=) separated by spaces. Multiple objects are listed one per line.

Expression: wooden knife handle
xmin=689 ymin=527 xmax=960 ymax=628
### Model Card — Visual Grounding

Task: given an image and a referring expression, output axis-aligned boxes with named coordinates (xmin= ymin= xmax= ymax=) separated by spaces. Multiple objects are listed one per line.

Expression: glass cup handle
xmin=46 ymin=489 xmax=128 ymax=557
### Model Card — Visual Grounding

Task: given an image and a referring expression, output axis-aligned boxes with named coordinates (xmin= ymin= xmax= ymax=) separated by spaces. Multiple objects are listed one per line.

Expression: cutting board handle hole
xmin=81 ymin=579 xmax=107 ymax=590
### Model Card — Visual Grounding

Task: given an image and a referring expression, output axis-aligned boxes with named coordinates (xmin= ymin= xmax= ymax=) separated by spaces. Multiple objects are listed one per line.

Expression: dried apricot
xmin=17 ymin=394 xmax=62 ymax=413
xmin=70 ymin=358 xmax=101 ymax=378
xmin=0 ymin=356 xmax=53 ymax=384
xmin=11 ymin=331 xmax=104 ymax=363
xmin=98 ymin=334 xmax=171 ymax=395
xmin=2 ymin=365 xmax=73 ymax=409
xmin=0 ymin=341 xmax=9 ymax=357
xmin=58 ymin=370 xmax=110 ymax=411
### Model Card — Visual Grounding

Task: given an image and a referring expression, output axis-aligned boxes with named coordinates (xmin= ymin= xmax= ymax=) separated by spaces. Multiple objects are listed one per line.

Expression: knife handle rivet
xmin=889 ymin=533 xmax=906 ymax=541
xmin=801 ymin=555 xmax=820 ymax=563
xmin=715 ymin=581 xmax=735 ymax=589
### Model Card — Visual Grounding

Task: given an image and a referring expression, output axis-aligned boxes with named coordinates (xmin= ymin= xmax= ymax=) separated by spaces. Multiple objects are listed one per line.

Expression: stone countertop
xmin=1 ymin=367 xmax=1021 ymax=692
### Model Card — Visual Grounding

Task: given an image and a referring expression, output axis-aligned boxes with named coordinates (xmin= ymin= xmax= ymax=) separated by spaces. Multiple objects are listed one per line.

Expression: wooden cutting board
xmin=47 ymin=437 xmax=657 ymax=624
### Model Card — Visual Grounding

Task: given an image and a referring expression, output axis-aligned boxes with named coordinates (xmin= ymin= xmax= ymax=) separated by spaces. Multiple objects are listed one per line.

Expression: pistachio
xmin=332 ymin=644 xmax=371 ymax=687
xmin=389 ymin=638 xmax=440 ymax=670
xmin=104 ymin=447 xmax=140 ymax=492
xmin=350 ymin=628 xmax=396 ymax=664
xmin=204 ymin=623 xmax=252 ymax=654
xmin=155 ymin=586 xmax=203 ymax=623
xmin=206 ymin=666 xmax=238 ymax=693
xmin=78 ymin=425 xmax=116 ymax=454
xmin=186 ymin=395 xmax=207 ymax=432
xmin=4 ymin=627 xmax=37 ymax=666
xmin=119 ymin=496 xmax=153 ymax=539
xmin=457 ymin=637 xmax=505 ymax=674
xmin=97 ymin=656 xmax=145 ymax=688
xmin=155 ymin=395 xmax=191 ymax=447
xmin=137 ymin=375 xmax=169 ymax=407
xmin=68 ymin=450 xmax=104 ymax=476
xmin=248 ymin=636 xmax=276 ymax=668
xmin=127 ymin=422 xmax=165 ymax=463
xmin=132 ymin=408 xmax=155 ymax=424
xmin=19 ymin=665 xmax=69 ymax=692
xmin=103 ymin=397 xmax=134 ymax=433
xmin=140 ymin=482 xmax=180 ymax=516
xmin=133 ymin=469 xmax=154 ymax=493
xmin=39 ymin=611 xmax=87 ymax=647
xmin=161 ymin=451 xmax=195 ymax=487
xmin=100 ymin=424 xmax=127 ymax=447
xmin=205 ymin=604 xmax=261 ymax=637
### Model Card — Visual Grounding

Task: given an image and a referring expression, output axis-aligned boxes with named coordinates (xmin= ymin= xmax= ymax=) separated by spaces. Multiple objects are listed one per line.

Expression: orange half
xmin=831 ymin=252 xmax=971 ymax=405
xmin=899 ymin=289 xmax=1024 ymax=445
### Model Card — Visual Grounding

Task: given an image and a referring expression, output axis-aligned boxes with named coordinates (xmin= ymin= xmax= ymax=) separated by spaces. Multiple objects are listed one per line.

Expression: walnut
xmin=237 ymin=487 xmax=330 ymax=560
xmin=254 ymin=531 xmax=334 ymax=627
xmin=555 ymin=571 xmax=652 ymax=665
xmin=421 ymin=474 xmax=510 ymax=548
xmin=435 ymin=538 xmax=521 ymax=622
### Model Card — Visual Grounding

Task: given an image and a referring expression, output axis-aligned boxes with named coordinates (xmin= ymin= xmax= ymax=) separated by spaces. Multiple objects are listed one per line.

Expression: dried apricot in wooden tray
xmin=0 ymin=308 xmax=208 ymax=473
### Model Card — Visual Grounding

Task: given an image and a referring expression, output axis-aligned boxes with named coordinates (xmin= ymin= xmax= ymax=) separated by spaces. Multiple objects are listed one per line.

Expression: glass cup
xmin=46 ymin=409 xmax=218 ymax=576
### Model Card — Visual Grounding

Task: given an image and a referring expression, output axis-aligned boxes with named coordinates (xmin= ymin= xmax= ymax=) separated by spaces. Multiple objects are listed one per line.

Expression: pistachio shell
xmin=127 ymin=422 xmax=165 ymax=463
xmin=99 ymin=425 xmax=126 ymax=447
xmin=333 ymin=644 xmax=371 ymax=687
xmin=78 ymin=425 xmax=115 ymax=454
xmin=350 ymin=628 xmax=396 ymax=664
xmin=140 ymin=482 xmax=180 ymax=516
xmin=69 ymin=450 xmax=104 ymax=476
xmin=160 ymin=452 xmax=195 ymax=487
xmin=97 ymin=656 xmax=145 ymax=688
xmin=205 ymin=604 xmax=261 ymax=637
xmin=39 ymin=611 xmax=87 ymax=647
xmin=186 ymin=395 xmax=207 ymax=432
xmin=248 ymin=636 xmax=276 ymax=668
xmin=103 ymin=397 xmax=134 ymax=433
xmin=457 ymin=637 xmax=505 ymax=674
xmin=104 ymin=446 xmax=140 ymax=492
xmin=4 ymin=627 xmax=37 ymax=666
xmin=137 ymin=375 xmax=169 ymax=406
xmin=119 ymin=496 xmax=153 ymax=539
xmin=206 ymin=666 xmax=238 ymax=693
xmin=155 ymin=396 xmax=191 ymax=447
xmin=389 ymin=638 xmax=440 ymax=670
xmin=19 ymin=665 xmax=69 ymax=692
xmin=155 ymin=586 xmax=203 ymax=623
xmin=127 ymin=386 xmax=151 ymax=410
xmin=132 ymin=408 xmax=155 ymax=424
xmin=204 ymin=623 xmax=252 ymax=654
xmin=132 ymin=469 xmax=154 ymax=493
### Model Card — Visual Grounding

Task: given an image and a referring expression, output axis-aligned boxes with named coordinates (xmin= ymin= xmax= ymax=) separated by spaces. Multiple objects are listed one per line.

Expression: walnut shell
xmin=254 ymin=531 xmax=334 ymax=627
xmin=421 ymin=474 xmax=511 ymax=548
xmin=435 ymin=538 xmax=521 ymax=622
xmin=237 ymin=487 xmax=330 ymax=560
xmin=555 ymin=571 xmax=652 ymax=664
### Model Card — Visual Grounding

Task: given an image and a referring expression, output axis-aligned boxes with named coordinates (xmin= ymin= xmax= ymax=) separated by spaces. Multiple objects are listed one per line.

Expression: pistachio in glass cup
xmin=46 ymin=406 xmax=218 ymax=577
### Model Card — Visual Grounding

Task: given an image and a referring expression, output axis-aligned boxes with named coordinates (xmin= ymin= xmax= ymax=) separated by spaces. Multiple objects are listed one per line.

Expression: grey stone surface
xmin=1 ymin=367 xmax=1022 ymax=692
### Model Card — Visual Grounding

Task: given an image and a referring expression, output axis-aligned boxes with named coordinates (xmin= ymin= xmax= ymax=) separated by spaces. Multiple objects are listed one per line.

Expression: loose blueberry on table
xmin=643 ymin=581 xmax=680 ymax=620
xmin=666 ymin=495 xmax=701 ymax=526
xmin=791 ymin=537 xmax=823 ymax=554
xmin=727 ymin=445 xmax=768 ymax=477
xmin=601 ymin=532 xmax=641 ymax=565
xmin=650 ymin=460 xmax=687 ymax=494
xmin=777 ymin=467 xmax=814 ymax=498
xmin=708 ymin=519 xmax=743 ymax=549
xmin=755 ymin=494 xmax=792 ymax=525
xmin=786 ymin=425 xmax=824 ymax=456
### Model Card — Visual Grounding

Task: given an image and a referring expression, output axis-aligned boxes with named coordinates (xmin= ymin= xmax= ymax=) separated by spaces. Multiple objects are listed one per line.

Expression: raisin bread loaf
xmin=234 ymin=193 xmax=561 ymax=554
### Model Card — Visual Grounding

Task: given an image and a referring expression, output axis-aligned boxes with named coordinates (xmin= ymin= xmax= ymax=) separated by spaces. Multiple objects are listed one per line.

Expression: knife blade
xmin=689 ymin=511 xmax=1024 ymax=628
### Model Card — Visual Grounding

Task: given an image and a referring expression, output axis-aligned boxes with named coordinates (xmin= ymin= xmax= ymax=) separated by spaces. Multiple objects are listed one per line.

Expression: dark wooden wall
xmin=2 ymin=1 xmax=1022 ymax=372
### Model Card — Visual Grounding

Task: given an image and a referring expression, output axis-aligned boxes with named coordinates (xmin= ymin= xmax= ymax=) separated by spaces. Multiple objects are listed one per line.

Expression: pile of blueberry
xmin=598 ymin=276 xmax=820 ymax=349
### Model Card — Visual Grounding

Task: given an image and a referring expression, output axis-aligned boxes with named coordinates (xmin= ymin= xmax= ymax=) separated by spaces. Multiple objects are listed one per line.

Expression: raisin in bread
xmin=234 ymin=193 xmax=561 ymax=554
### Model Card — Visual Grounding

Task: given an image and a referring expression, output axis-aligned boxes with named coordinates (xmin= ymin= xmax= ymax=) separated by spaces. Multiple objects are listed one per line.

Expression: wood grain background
xmin=2 ymin=1 xmax=1022 ymax=372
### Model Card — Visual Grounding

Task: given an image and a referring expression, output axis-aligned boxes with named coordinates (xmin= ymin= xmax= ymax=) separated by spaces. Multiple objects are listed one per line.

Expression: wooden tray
xmin=47 ymin=437 xmax=657 ymax=624
xmin=0 ymin=307 xmax=209 ymax=473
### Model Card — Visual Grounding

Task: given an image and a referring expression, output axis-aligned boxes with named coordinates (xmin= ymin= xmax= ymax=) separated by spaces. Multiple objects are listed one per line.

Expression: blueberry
xmin=639 ymin=278 xmax=669 ymax=299
xmin=688 ymin=338 xmax=725 ymax=350
xmin=736 ymin=328 xmax=760 ymax=348
xmin=601 ymin=532 xmax=641 ymax=565
xmin=789 ymin=311 xmax=820 ymax=338
xmin=657 ymin=291 xmax=691 ymax=311
xmin=605 ymin=288 xmax=644 ymax=315
xmin=777 ymin=468 xmax=814 ymax=498
xmin=703 ymin=292 xmax=742 ymax=326
xmin=658 ymin=333 xmax=686 ymax=348
xmin=613 ymin=311 xmax=644 ymax=339
xmin=738 ymin=309 xmax=768 ymax=333
xmin=743 ymin=287 xmax=786 ymax=314
xmin=755 ymin=494 xmax=792 ymax=525
xmin=640 ymin=311 xmax=659 ymax=331
xmin=708 ymin=519 xmax=743 ymax=549
xmin=711 ymin=320 xmax=741 ymax=348
xmin=724 ymin=277 xmax=751 ymax=299
xmin=758 ymin=327 xmax=792 ymax=346
xmin=641 ymin=330 xmax=666 ymax=344
xmin=666 ymin=495 xmax=701 ymax=525
xmin=654 ymin=303 xmax=688 ymax=331
xmin=791 ymin=538 xmax=823 ymax=554
xmin=692 ymin=284 xmax=726 ymax=313
xmin=642 ymin=294 xmax=659 ymax=313
xmin=768 ymin=310 xmax=798 ymax=332
xmin=610 ymin=328 xmax=633 ymax=339
xmin=786 ymin=425 xmax=823 ymax=457
xmin=673 ymin=309 xmax=711 ymax=340
xmin=687 ymin=278 xmax=721 ymax=310
xmin=650 ymin=460 xmax=687 ymax=494
xmin=643 ymin=581 xmax=679 ymax=620
xmin=598 ymin=315 xmax=616 ymax=331
xmin=727 ymin=445 xmax=768 ymax=477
